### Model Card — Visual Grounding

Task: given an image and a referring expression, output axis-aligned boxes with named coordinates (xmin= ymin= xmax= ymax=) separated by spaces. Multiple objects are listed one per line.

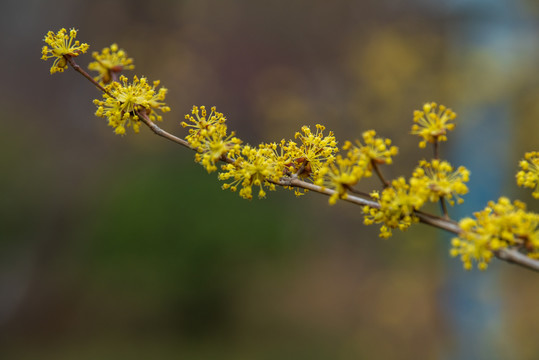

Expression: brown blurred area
xmin=1 ymin=0 xmax=539 ymax=359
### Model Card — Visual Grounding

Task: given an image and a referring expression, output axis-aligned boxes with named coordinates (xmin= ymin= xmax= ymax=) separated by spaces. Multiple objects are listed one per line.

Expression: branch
xmin=495 ymin=248 xmax=539 ymax=272
xmin=123 ymin=114 xmax=539 ymax=273
xmin=137 ymin=111 xmax=192 ymax=149
xmin=275 ymin=178 xmax=539 ymax=273
xmin=64 ymin=58 xmax=539 ymax=273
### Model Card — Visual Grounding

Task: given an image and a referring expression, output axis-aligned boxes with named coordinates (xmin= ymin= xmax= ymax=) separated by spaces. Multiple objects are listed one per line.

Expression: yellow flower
xmin=284 ymin=124 xmax=338 ymax=181
xmin=516 ymin=151 xmax=539 ymax=199
xmin=41 ymin=28 xmax=89 ymax=74
xmin=347 ymin=130 xmax=399 ymax=166
xmin=219 ymin=145 xmax=281 ymax=199
xmin=451 ymin=197 xmax=539 ymax=270
xmin=411 ymin=102 xmax=456 ymax=148
xmin=363 ymin=177 xmax=424 ymax=238
xmin=88 ymin=43 xmax=134 ymax=84
xmin=410 ymin=159 xmax=470 ymax=206
xmin=182 ymin=106 xmax=228 ymax=147
xmin=194 ymin=131 xmax=242 ymax=173
xmin=93 ymin=75 xmax=170 ymax=135
xmin=316 ymin=152 xmax=366 ymax=205
xmin=182 ymin=106 xmax=242 ymax=172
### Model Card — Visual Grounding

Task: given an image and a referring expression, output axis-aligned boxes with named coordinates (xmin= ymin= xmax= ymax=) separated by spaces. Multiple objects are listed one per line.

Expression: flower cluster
xmin=219 ymin=145 xmax=282 ymax=199
xmin=41 ymin=28 xmax=171 ymax=134
xmin=218 ymin=125 xmax=339 ymax=200
xmin=516 ymin=151 xmax=539 ymax=199
xmin=350 ymin=130 xmax=399 ymax=168
xmin=316 ymin=152 xmax=366 ymax=205
xmin=181 ymin=108 xmax=342 ymax=199
xmin=361 ymin=159 xmax=471 ymax=238
xmin=179 ymin=103 xmax=466 ymax=239
xmin=182 ymin=106 xmax=242 ymax=172
xmin=41 ymin=28 xmax=89 ymax=74
xmin=357 ymin=105 xmax=470 ymax=238
xmin=94 ymin=75 xmax=170 ymax=135
xmin=285 ymin=125 xmax=338 ymax=180
xmin=451 ymin=197 xmax=539 ymax=270
xmin=315 ymin=130 xmax=398 ymax=204
xmin=88 ymin=43 xmax=134 ymax=85
xmin=363 ymin=178 xmax=423 ymax=238
xmin=411 ymin=102 xmax=456 ymax=148
xmin=410 ymin=159 xmax=470 ymax=206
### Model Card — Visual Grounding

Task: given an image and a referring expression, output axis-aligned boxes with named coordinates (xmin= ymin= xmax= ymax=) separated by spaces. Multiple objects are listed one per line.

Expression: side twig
xmin=66 ymin=56 xmax=112 ymax=96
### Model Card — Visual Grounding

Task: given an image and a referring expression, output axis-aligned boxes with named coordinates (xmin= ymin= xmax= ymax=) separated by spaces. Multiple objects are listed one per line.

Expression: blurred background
xmin=1 ymin=0 xmax=539 ymax=359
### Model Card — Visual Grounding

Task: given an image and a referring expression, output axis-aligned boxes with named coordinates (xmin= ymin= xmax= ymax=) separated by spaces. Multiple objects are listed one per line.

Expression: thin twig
xmin=66 ymin=56 xmax=112 ymax=96
xmin=439 ymin=197 xmax=449 ymax=218
xmin=345 ymin=185 xmax=375 ymax=199
xmin=136 ymin=110 xmax=192 ymax=149
xmin=372 ymin=161 xmax=390 ymax=188
xmin=433 ymin=139 xmax=439 ymax=159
